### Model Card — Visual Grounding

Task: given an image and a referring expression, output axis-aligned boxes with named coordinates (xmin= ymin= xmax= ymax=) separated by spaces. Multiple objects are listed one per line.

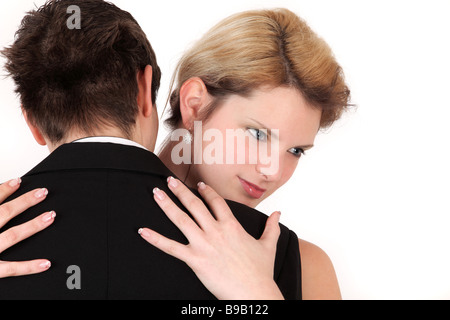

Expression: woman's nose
xmin=255 ymin=158 xmax=282 ymax=182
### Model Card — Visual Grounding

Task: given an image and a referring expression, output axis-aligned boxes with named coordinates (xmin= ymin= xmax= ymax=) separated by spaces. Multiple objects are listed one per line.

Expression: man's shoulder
xmin=22 ymin=142 xmax=174 ymax=180
xmin=224 ymin=199 xmax=296 ymax=241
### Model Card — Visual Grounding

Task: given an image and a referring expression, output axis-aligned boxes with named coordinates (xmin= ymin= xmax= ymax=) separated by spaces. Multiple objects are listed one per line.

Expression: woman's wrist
xmin=254 ymin=280 xmax=285 ymax=300
xmin=229 ymin=280 xmax=284 ymax=300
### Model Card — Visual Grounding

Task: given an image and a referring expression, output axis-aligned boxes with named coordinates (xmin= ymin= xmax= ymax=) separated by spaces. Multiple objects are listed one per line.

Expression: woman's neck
xmin=158 ymin=138 xmax=195 ymax=187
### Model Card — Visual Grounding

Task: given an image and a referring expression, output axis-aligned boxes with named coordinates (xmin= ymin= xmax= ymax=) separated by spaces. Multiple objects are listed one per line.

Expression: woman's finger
xmin=0 ymin=188 xmax=49 ymax=229
xmin=166 ymin=177 xmax=216 ymax=229
xmin=196 ymin=182 xmax=235 ymax=222
xmin=138 ymin=227 xmax=189 ymax=262
xmin=152 ymin=187 xmax=203 ymax=241
xmin=0 ymin=259 xmax=51 ymax=279
xmin=0 ymin=178 xmax=22 ymax=203
xmin=0 ymin=181 xmax=53 ymax=279
xmin=259 ymin=211 xmax=281 ymax=249
xmin=0 ymin=211 xmax=56 ymax=253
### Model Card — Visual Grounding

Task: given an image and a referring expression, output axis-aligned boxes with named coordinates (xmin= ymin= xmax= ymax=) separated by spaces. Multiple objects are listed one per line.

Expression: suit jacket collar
xmin=23 ymin=142 xmax=174 ymax=179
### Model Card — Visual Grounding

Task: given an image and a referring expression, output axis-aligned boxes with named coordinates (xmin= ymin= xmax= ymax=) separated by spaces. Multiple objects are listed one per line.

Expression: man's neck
xmin=72 ymin=136 xmax=148 ymax=151
xmin=47 ymin=128 xmax=142 ymax=152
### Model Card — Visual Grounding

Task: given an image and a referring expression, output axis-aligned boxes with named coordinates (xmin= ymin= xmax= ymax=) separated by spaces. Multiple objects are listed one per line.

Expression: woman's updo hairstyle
xmin=165 ymin=8 xmax=351 ymax=130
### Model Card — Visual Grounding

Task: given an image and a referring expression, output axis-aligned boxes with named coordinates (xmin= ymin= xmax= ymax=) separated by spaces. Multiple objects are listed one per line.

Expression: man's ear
xmin=137 ymin=65 xmax=153 ymax=118
xmin=22 ymin=108 xmax=47 ymax=146
xmin=179 ymin=77 xmax=210 ymax=129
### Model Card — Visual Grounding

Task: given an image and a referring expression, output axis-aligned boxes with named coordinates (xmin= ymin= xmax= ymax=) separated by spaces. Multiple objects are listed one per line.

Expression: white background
xmin=1 ymin=0 xmax=449 ymax=300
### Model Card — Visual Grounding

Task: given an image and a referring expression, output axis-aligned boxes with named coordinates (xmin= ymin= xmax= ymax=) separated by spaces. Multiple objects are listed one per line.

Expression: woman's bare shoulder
xmin=298 ymin=238 xmax=342 ymax=300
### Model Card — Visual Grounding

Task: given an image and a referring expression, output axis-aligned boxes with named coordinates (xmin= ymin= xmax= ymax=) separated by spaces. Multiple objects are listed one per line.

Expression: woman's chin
xmin=227 ymin=193 xmax=261 ymax=209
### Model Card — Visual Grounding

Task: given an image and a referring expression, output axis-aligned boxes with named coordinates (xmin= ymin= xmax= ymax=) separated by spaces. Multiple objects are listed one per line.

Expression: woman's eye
xmin=288 ymin=147 xmax=305 ymax=158
xmin=247 ymin=128 xmax=268 ymax=142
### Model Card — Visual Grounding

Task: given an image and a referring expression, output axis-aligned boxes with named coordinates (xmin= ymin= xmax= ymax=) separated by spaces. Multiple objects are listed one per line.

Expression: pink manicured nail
xmin=197 ymin=182 xmax=206 ymax=190
xmin=42 ymin=211 xmax=56 ymax=222
xmin=138 ymin=228 xmax=150 ymax=238
xmin=167 ymin=176 xmax=178 ymax=188
xmin=39 ymin=261 xmax=51 ymax=269
xmin=8 ymin=178 xmax=21 ymax=188
xmin=34 ymin=188 xmax=48 ymax=198
xmin=153 ymin=187 xmax=165 ymax=201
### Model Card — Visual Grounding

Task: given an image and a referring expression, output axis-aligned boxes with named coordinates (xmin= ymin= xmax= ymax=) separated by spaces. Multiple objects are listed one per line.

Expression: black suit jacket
xmin=0 ymin=142 xmax=301 ymax=299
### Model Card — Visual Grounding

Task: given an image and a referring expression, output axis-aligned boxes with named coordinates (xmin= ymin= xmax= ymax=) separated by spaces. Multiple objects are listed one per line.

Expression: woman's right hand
xmin=140 ymin=177 xmax=283 ymax=300
xmin=0 ymin=178 xmax=55 ymax=278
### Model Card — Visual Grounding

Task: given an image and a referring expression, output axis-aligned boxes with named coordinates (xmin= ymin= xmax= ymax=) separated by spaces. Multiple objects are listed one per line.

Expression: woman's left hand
xmin=139 ymin=176 xmax=284 ymax=300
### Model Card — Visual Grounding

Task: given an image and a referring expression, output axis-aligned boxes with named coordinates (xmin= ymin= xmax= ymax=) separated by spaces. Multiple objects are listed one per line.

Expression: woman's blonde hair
xmin=165 ymin=8 xmax=350 ymax=130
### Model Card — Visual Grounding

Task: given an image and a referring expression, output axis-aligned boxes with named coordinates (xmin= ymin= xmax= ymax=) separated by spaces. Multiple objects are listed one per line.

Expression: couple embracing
xmin=0 ymin=0 xmax=350 ymax=300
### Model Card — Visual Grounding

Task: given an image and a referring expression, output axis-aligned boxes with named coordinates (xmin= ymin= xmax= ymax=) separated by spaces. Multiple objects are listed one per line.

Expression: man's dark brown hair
xmin=1 ymin=0 xmax=161 ymax=143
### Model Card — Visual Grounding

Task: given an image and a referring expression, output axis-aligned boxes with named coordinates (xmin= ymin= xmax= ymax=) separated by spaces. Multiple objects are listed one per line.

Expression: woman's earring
xmin=183 ymin=131 xmax=193 ymax=144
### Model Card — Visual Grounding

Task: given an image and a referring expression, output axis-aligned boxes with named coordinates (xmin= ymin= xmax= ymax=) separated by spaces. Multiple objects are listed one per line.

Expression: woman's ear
xmin=179 ymin=77 xmax=210 ymax=129
xmin=22 ymin=108 xmax=47 ymax=146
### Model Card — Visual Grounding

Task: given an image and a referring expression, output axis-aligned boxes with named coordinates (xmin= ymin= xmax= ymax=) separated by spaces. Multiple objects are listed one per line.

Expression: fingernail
xmin=153 ymin=187 xmax=165 ymax=201
xmin=34 ymin=188 xmax=48 ymax=198
xmin=167 ymin=176 xmax=178 ymax=188
xmin=42 ymin=211 xmax=56 ymax=222
xmin=197 ymin=181 xmax=206 ymax=190
xmin=39 ymin=261 xmax=51 ymax=269
xmin=138 ymin=228 xmax=150 ymax=238
xmin=8 ymin=178 xmax=21 ymax=188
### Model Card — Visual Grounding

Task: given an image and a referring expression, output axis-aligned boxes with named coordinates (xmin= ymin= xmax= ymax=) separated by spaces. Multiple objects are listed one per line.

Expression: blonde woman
xmin=140 ymin=9 xmax=351 ymax=299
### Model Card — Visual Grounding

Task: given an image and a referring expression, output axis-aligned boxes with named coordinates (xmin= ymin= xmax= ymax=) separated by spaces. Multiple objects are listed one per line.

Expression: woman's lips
xmin=238 ymin=177 xmax=266 ymax=199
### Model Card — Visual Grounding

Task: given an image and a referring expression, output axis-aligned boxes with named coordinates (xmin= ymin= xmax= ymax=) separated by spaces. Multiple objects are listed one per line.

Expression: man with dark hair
xmin=0 ymin=0 xmax=301 ymax=299
xmin=3 ymin=0 xmax=161 ymax=148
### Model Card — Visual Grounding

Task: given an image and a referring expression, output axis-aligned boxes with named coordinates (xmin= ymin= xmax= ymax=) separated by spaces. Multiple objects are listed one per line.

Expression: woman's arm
xmin=139 ymin=177 xmax=284 ymax=300
xmin=0 ymin=178 xmax=55 ymax=278
xmin=299 ymin=239 xmax=342 ymax=300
